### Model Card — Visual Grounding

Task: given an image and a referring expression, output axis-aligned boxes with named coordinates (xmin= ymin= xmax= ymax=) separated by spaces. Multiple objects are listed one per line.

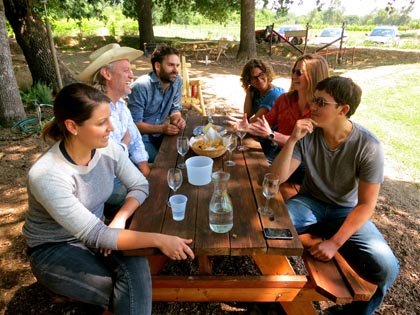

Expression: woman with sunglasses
xmin=240 ymin=59 xmax=285 ymax=123
xmin=23 ymin=83 xmax=194 ymax=315
xmin=238 ymin=54 xmax=329 ymax=184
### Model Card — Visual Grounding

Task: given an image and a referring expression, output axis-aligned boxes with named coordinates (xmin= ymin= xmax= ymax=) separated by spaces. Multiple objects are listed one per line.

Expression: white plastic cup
xmin=169 ymin=194 xmax=188 ymax=221
xmin=185 ymin=156 xmax=213 ymax=186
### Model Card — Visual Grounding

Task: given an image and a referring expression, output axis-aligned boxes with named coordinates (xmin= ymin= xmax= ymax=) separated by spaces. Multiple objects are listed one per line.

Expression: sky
xmin=286 ymin=0 xmax=420 ymax=19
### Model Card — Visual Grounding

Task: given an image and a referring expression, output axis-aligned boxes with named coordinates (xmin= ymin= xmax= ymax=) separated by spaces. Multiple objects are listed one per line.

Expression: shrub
xmin=20 ymin=82 xmax=53 ymax=108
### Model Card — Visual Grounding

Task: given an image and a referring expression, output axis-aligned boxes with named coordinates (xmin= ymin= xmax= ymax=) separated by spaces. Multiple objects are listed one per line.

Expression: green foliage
xmin=20 ymin=82 xmax=53 ymax=109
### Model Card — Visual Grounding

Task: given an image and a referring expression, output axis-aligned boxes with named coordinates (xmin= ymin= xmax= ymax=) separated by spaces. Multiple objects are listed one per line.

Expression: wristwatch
xmin=267 ymin=132 xmax=275 ymax=141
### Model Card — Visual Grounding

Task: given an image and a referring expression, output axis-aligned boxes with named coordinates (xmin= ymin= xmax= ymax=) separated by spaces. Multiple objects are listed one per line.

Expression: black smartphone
xmin=263 ymin=228 xmax=293 ymax=240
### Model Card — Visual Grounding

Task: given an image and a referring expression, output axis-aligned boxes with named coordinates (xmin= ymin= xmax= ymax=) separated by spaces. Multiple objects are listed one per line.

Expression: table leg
xmin=148 ymin=256 xmax=169 ymax=275
xmin=253 ymin=255 xmax=317 ymax=315
xmin=198 ymin=256 xmax=212 ymax=275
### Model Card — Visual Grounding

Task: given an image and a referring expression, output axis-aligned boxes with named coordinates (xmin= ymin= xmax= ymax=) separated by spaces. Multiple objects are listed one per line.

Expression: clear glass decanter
xmin=209 ymin=171 xmax=233 ymax=233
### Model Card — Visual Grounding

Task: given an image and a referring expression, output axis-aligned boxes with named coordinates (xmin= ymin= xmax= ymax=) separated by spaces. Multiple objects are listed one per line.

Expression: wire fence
xmin=153 ymin=24 xmax=241 ymax=41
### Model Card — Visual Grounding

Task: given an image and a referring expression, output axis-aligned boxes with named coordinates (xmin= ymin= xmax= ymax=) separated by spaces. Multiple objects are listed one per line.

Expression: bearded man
xmin=128 ymin=45 xmax=186 ymax=162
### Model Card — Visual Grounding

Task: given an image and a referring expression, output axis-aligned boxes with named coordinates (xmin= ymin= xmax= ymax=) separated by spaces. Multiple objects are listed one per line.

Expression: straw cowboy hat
xmin=76 ymin=43 xmax=143 ymax=81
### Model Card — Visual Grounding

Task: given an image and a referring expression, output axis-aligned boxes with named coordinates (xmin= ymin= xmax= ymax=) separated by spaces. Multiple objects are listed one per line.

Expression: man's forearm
xmin=135 ymin=121 xmax=164 ymax=135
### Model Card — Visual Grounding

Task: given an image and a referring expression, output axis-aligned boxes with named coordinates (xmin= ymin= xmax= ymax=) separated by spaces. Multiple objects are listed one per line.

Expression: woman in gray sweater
xmin=23 ymin=83 xmax=194 ymax=315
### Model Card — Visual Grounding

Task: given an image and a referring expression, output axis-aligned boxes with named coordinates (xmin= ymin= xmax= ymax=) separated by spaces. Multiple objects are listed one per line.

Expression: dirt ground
xmin=0 ymin=38 xmax=419 ymax=315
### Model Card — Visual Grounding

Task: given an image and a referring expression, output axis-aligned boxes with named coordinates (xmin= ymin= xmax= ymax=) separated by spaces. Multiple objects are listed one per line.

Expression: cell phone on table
xmin=263 ymin=228 xmax=293 ymax=240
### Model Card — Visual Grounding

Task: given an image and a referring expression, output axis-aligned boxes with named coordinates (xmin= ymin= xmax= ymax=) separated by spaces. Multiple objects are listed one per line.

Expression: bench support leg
xmin=281 ymin=302 xmax=317 ymax=315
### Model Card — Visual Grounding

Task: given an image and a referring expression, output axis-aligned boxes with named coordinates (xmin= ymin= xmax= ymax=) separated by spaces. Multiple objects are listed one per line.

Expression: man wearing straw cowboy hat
xmin=77 ymin=43 xmax=150 ymax=214
xmin=127 ymin=45 xmax=186 ymax=163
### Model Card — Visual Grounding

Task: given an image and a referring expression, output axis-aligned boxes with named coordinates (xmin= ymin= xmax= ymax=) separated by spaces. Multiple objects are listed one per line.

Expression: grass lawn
xmin=350 ymin=64 xmax=420 ymax=182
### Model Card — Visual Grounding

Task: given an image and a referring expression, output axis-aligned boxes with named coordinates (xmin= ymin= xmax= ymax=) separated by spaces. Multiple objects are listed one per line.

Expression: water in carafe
xmin=209 ymin=171 xmax=233 ymax=233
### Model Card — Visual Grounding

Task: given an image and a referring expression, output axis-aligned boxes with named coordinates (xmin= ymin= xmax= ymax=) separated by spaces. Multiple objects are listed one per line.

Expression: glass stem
xmin=264 ymin=197 xmax=270 ymax=211
xmin=228 ymin=150 xmax=232 ymax=162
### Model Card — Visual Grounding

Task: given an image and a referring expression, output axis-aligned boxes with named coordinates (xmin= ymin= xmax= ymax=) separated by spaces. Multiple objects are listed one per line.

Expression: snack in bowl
xmin=190 ymin=123 xmax=227 ymax=158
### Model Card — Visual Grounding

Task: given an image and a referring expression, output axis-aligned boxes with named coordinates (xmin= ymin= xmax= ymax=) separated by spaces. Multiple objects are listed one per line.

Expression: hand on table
xmin=163 ymin=123 xmax=181 ymax=135
xmin=171 ymin=116 xmax=186 ymax=130
xmin=158 ymin=234 xmax=195 ymax=260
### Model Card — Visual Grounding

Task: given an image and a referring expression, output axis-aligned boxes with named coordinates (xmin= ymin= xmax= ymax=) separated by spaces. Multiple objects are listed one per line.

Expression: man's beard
xmin=159 ymin=71 xmax=176 ymax=83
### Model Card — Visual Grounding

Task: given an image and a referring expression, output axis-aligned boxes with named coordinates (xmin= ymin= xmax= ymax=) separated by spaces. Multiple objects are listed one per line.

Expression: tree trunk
xmin=0 ymin=0 xmax=26 ymax=127
xmin=3 ymin=0 xmax=76 ymax=93
xmin=137 ymin=0 xmax=155 ymax=50
xmin=236 ymin=0 xmax=257 ymax=61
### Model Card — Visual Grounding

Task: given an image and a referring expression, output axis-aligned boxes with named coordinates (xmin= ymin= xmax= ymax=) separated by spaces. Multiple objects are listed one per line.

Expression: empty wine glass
xmin=176 ymin=136 xmax=189 ymax=169
xmin=206 ymin=104 xmax=215 ymax=124
xmin=223 ymin=134 xmax=237 ymax=166
xmin=222 ymin=103 xmax=232 ymax=125
xmin=236 ymin=120 xmax=248 ymax=151
xmin=258 ymin=173 xmax=280 ymax=216
xmin=167 ymin=168 xmax=183 ymax=193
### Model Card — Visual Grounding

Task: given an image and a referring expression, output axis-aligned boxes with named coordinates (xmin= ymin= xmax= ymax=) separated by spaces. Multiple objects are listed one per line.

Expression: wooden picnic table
xmin=124 ymin=115 xmax=329 ymax=314
xmin=179 ymin=41 xmax=214 ymax=60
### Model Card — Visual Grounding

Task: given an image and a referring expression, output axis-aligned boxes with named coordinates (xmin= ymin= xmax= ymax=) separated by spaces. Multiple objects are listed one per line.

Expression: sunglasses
xmin=292 ymin=69 xmax=304 ymax=77
xmin=251 ymin=72 xmax=267 ymax=82
xmin=311 ymin=97 xmax=339 ymax=107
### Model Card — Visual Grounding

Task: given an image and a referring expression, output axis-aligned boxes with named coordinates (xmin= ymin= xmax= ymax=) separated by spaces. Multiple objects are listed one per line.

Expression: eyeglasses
xmin=251 ymin=72 xmax=267 ymax=82
xmin=292 ymin=69 xmax=304 ymax=77
xmin=311 ymin=97 xmax=339 ymax=107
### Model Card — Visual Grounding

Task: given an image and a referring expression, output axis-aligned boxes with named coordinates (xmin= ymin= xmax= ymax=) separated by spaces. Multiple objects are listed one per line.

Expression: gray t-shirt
xmin=293 ymin=122 xmax=384 ymax=208
xmin=23 ymin=140 xmax=149 ymax=249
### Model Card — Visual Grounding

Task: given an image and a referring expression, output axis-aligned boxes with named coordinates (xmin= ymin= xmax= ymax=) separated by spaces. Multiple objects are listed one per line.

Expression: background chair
xmin=180 ymin=55 xmax=206 ymax=115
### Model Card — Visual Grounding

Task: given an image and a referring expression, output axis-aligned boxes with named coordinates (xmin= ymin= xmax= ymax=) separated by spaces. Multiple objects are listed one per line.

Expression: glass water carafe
xmin=209 ymin=171 xmax=233 ymax=233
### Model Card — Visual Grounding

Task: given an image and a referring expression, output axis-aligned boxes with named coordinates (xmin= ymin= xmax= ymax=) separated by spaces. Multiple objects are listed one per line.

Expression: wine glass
xmin=167 ymin=168 xmax=183 ymax=193
xmin=222 ymin=103 xmax=232 ymax=125
xmin=223 ymin=134 xmax=237 ymax=166
xmin=258 ymin=173 xmax=280 ymax=216
xmin=236 ymin=120 xmax=248 ymax=151
xmin=176 ymin=136 xmax=189 ymax=169
xmin=206 ymin=104 xmax=215 ymax=124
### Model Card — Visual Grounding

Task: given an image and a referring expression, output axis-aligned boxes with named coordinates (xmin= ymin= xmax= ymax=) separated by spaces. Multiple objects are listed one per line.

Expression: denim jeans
xmin=286 ymin=194 xmax=399 ymax=315
xmin=144 ymin=135 xmax=163 ymax=163
xmin=28 ymin=241 xmax=152 ymax=315
xmin=104 ymin=176 xmax=127 ymax=220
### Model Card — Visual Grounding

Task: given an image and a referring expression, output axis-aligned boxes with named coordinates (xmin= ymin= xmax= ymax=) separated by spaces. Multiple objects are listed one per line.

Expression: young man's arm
xmin=307 ymin=181 xmax=380 ymax=261
xmin=271 ymin=118 xmax=316 ymax=183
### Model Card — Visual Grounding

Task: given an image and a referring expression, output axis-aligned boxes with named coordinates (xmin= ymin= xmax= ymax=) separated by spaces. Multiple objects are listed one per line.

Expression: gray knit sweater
xmin=23 ymin=140 xmax=149 ymax=249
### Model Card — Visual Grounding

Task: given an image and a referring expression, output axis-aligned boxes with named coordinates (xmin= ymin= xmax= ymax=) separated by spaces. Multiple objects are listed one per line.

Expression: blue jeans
xmin=28 ymin=241 xmax=152 ymax=315
xmin=286 ymin=194 xmax=399 ymax=315
xmin=104 ymin=176 xmax=127 ymax=220
xmin=144 ymin=135 xmax=163 ymax=163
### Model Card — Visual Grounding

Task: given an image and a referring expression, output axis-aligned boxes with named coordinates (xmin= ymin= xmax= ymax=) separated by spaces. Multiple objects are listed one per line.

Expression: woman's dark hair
xmin=316 ymin=76 xmax=362 ymax=118
xmin=42 ymin=83 xmax=111 ymax=142
xmin=151 ymin=45 xmax=179 ymax=73
xmin=240 ymin=59 xmax=275 ymax=91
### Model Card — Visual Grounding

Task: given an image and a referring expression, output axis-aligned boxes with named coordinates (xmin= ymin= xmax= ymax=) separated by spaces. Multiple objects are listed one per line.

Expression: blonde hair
xmin=288 ymin=54 xmax=329 ymax=101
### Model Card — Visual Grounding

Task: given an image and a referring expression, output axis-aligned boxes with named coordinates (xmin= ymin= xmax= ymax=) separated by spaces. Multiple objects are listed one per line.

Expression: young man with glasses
xmin=271 ymin=76 xmax=399 ymax=315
